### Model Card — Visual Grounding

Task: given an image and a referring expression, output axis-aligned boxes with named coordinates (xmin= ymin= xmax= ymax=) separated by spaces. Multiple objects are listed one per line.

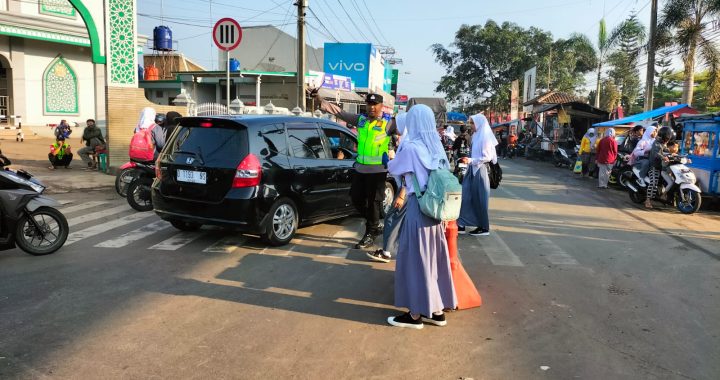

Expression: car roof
xmin=180 ymin=115 xmax=339 ymax=128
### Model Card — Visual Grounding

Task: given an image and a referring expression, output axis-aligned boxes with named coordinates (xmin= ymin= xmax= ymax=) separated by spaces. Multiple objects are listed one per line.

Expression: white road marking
xmin=325 ymin=248 xmax=349 ymax=259
xmin=202 ymin=235 xmax=246 ymax=253
xmin=66 ymin=204 xmax=132 ymax=227
xmin=537 ymin=235 xmax=579 ymax=265
xmin=57 ymin=199 xmax=73 ymax=205
xmin=60 ymin=201 xmax=107 ymax=215
xmin=482 ymin=232 xmax=524 ymax=266
xmin=149 ymin=230 xmax=205 ymax=250
xmin=94 ymin=220 xmax=171 ymax=248
xmin=65 ymin=212 xmax=155 ymax=246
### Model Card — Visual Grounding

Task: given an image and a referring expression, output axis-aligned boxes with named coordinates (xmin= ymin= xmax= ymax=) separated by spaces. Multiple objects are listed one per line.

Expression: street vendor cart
xmin=677 ymin=112 xmax=720 ymax=197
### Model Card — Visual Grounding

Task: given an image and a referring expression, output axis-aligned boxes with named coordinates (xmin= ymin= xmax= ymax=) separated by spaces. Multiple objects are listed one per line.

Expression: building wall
xmin=226 ymin=26 xmax=323 ymax=72
xmin=18 ymin=0 xmax=86 ymax=27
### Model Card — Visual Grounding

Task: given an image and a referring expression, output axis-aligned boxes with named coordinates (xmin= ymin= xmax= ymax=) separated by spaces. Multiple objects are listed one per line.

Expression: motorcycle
xmin=553 ymin=145 xmax=578 ymax=168
xmin=115 ymin=161 xmax=140 ymax=197
xmin=0 ymin=168 xmax=68 ymax=255
xmin=626 ymin=154 xmax=702 ymax=214
xmin=126 ymin=160 xmax=155 ymax=212
xmin=609 ymin=152 xmax=633 ymax=188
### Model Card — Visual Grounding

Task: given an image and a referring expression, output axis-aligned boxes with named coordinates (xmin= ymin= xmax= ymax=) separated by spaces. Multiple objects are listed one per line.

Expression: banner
xmin=510 ymin=80 xmax=519 ymax=120
xmin=522 ymin=67 xmax=537 ymax=113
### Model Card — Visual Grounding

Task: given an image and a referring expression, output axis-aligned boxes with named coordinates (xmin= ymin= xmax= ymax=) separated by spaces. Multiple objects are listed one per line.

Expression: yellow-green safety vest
xmin=51 ymin=142 xmax=69 ymax=159
xmin=356 ymin=115 xmax=390 ymax=165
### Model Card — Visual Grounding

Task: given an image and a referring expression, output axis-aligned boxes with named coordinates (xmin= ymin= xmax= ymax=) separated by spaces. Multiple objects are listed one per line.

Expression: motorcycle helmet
xmin=154 ymin=113 xmax=166 ymax=126
xmin=657 ymin=126 xmax=674 ymax=143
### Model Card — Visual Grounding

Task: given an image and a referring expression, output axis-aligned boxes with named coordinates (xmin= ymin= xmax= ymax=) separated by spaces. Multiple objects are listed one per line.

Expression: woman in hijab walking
xmin=386 ymin=105 xmax=457 ymax=329
xmin=457 ymin=113 xmax=497 ymax=236
xmin=579 ymin=128 xmax=599 ymax=177
xmin=596 ymin=128 xmax=618 ymax=189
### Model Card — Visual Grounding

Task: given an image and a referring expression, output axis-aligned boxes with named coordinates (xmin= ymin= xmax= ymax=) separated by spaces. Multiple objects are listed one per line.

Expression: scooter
xmin=626 ymin=154 xmax=702 ymax=214
xmin=0 ymin=167 xmax=68 ymax=255
xmin=609 ymin=152 xmax=633 ymax=188
xmin=126 ymin=160 xmax=155 ymax=212
xmin=553 ymin=146 xmax=577 ymax=168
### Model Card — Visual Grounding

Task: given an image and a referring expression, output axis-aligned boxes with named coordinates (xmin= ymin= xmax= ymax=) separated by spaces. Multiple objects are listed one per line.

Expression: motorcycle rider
xmin=151 ymin=111 xmax=182 ymax=160
xmin=621 ymin=125 xmax=645 ymax=154
xmin=452 ymin=125 xmax=472 ymax=158
xmin=644 ymin=126 xmax=674 ymax=208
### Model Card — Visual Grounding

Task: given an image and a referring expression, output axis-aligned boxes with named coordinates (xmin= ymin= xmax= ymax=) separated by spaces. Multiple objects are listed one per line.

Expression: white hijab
xmin=135 ymin=107 xmax=156 ymax=133
xmin=633 ymin=125 xmax=657 ymax=156
xmin=401 ymin=104 xmax=448 ymax=169
xmin=604 ymin=128 xmax=616 ymax=138
xmin=444 ymin=125 xmax=457 ymax=140
xmin=584 ymin=128 xmax=598 ymax=147
xmin=470 ymin=113 xmax=498 ymax=172
xmin=395 ymin=113 xmax=408 ymax=141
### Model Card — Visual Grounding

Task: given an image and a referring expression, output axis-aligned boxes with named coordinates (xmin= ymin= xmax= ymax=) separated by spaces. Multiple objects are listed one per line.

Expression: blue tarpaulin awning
xmin=447 ymin=112 xmax=468 ymax=122
xmin=592 ymin=104 xmax=689 ymax=127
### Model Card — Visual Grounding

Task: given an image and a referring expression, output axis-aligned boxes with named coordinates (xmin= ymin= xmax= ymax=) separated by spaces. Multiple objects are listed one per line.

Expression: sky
xmin=137 ymin=0 xmax=656 ymax=98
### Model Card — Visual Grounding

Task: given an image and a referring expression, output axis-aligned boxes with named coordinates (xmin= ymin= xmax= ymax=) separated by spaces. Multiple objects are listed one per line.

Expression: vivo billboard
xmin=324 ymin=43 xmax=371 ymax=88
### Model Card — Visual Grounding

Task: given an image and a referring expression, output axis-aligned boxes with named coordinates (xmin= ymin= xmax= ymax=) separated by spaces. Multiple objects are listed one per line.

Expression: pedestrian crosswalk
xmin=53 ymin=197 xmax=584 ymax=267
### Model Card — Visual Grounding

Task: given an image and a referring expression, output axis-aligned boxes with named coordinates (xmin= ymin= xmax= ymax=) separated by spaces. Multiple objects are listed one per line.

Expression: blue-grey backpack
xmin=412 ymin=166 xmax=463 ymax=221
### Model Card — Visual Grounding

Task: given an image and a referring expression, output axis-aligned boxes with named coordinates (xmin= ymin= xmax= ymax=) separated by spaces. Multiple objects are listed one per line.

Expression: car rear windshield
xmin=166 ymin=122 xmax=248 ymax=167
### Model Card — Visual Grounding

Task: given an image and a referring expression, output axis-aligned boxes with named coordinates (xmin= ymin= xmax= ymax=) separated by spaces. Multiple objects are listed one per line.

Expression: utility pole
xmin=296 ymin=0 xmax=307 ymax=111
xmin=644 ymin=0 xmax=658 ymax=111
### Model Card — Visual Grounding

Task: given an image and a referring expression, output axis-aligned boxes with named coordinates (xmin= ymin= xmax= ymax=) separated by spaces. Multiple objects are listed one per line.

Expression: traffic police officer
xmin=311 ymin=90 xmax=397 ymax=249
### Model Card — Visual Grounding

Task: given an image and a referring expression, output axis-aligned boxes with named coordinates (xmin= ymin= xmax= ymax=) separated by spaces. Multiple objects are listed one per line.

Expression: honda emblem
xmin=186 ymin=157 xmax=194 ymax=164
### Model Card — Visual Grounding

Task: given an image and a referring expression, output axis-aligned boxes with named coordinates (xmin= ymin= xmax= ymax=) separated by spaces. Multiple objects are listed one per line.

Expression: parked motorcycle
xmin=0 ymin=168 xmax=68 ymax=255
xmin=626 ymin=154 xmax=702 ymax=214
xmin=126 ymin=160 xmax=155 ymax=212
xmin=553 ymin=145 xmax=577 ymax=168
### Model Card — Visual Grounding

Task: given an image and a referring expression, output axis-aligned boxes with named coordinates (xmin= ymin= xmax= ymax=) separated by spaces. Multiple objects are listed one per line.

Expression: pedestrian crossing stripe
xmin=65 ymin=212 xmax=155 ymax=246
xmin=149 ymin=230 xmax=204 ymax=250
xmin=95 ymin=220 xmax=171 ymax=248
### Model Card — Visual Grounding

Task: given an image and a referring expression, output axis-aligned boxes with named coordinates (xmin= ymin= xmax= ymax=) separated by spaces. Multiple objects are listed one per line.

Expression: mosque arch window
xmin=44 ymin=56 xmax=79 ymax=115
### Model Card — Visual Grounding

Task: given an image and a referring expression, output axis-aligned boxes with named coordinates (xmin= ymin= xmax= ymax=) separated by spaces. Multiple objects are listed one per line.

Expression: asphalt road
xmin=1 ymin=158 xmax=718 ymax=379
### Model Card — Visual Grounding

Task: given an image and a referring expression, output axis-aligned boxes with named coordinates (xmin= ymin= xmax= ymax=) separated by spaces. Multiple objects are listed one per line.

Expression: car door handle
xmin=295 ymin=166 xmax=307 ymax=174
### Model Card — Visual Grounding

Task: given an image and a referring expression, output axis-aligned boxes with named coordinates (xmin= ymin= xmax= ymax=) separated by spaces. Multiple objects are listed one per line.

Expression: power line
xmin=310 ymin=1 xmax=344 ymax=41
xmin=306 ymin=8 xmax=339 ymax=42
xmin=349 ymin=0 xmax=383 ymax=45
xmin=304 ymin=22 xmax=324 ymax=70
xmin=319 ymin=0 xmax=360 ymax=42
xmin=336 ymin=0 xmax=371 ymax=42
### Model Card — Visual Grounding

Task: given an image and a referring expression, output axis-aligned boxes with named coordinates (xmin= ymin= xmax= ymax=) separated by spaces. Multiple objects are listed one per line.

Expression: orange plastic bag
xmin=445 ymin=220 xmax=482 ymax=309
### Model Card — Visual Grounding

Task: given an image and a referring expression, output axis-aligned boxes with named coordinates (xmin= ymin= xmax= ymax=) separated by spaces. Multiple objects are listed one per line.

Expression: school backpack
xmin=128 ymin=125 xmax=155 ymax=162
xmin=412 ymin=166 xmax=463 ymax=221
xmin=488 ymin=161 xmax=502 ymax=189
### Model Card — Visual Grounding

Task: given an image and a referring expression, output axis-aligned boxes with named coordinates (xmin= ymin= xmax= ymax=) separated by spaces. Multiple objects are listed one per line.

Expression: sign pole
xmin=226 ymin=49 xmax=230 ymax=110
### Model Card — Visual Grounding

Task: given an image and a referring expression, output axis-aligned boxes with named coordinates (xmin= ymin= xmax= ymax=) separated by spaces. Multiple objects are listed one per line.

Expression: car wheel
xmin=170 ymin=220 xmax=202 ymax=231
xmin=263 ymin=197 xmax=298 ymax=246
xmin=382 ymin=181 xmax=395 ymax=215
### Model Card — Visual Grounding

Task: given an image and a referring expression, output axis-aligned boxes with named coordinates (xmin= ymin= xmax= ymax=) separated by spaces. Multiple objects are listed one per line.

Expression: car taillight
xmin=232 ymin=153 xmax=261 ymax=188
xmin=199 ymin=122 xmax=213 ymax=128
xmin=155 ymin=156 xmax=162 ymax=179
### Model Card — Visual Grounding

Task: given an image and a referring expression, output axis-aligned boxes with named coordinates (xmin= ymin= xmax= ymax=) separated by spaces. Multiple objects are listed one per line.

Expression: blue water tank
xmin=138 ymin=64 xmax=144 ymax=80
xmin=229 ymin=58 xmax=240 ymax=72
xmin=153 ymin=26 xmax=173 ymax=51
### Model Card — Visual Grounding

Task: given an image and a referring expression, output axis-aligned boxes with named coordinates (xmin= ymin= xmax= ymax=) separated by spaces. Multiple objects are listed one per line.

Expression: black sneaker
xmin=469 ymin=228 xmax=490 ymax=236
xmin=366 ymin=249 xmax=391 ymax=263
xmin=387 ymin=312 xmax=423 ymax=329
xmin=421 ymin=313 xmax=447 ymax=327
xmin=354 ymin=234 xmax=375 ymax=249
xmin=458 ymin=225 xmax=467 ymax=235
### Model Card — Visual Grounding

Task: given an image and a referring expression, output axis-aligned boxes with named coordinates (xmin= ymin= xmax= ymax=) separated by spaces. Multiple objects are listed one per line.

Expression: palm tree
xmin=593 ymin=18 xmax=646 ymax=108
xmin=659 ymin=0 xmax=720 ymax=106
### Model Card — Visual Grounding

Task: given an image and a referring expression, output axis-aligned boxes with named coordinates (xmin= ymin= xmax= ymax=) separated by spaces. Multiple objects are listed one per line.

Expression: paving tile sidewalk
xmin=0 ymin=137 xmax=115 ymax=193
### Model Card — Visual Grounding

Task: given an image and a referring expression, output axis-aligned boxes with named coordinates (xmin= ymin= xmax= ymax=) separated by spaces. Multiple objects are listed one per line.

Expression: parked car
xmin=152 ymin=115 xmax=396 ymax=246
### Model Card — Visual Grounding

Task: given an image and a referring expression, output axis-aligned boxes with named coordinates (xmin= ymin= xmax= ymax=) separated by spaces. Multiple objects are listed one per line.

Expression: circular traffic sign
xmin=213 ymin=18 xmax=242 ymax=51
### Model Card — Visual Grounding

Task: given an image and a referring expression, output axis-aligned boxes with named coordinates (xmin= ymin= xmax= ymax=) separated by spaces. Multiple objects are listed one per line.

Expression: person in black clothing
xmin=645 ymin=126 xmax=674 ymax=208
xmin=452 ymin=125 xmax=472 ymax=158
xmin=620 ymin=125 xmax=645 ymax=154
xmin=77 ymin=119 xmax=105 ymax=170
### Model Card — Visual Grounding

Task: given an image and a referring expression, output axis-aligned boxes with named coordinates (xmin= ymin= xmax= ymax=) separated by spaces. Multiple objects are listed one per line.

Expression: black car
xmin=152 ymin=115 xmax=396 ymax=246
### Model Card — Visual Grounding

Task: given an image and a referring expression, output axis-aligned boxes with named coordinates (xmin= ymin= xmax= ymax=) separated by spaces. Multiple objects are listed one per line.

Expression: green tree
xmin=659 ymin=0 xmax=720 ymax=106
xmin=432 ymin=21 xmax=596 ymax=112
xmin=592 ymin=17 xmax=646 ymax=108
xmin=607 ymin=15 xmax=646 ymax=114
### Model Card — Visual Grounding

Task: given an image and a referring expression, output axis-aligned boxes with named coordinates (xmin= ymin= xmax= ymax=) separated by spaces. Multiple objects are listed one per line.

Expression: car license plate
xmin=176 ymin=169 xmax=207 ymax=184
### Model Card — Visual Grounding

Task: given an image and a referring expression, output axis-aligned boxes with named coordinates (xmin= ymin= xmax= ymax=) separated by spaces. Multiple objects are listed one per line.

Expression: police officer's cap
xmin=366 ymin=93 xmax=383 ymax=104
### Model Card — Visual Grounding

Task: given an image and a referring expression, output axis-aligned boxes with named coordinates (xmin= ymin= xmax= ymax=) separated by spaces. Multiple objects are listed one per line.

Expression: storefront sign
xmin=324 ymin=43 xmax=372 ymax=88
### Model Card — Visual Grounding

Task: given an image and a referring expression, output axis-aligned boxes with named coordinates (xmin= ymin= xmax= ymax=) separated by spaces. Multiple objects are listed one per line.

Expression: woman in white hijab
xmin=579 ymin=128 xmax=599 ymax=177
xmin=134 ymin=107 xmax=156 ymax=133
xmin=630 ymin=124 xmax=658 ymax=187
xmin=457 ymin=113 xmax=497 ymax=236
xmin=386 ymin=104 xmax=456 ymax=329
